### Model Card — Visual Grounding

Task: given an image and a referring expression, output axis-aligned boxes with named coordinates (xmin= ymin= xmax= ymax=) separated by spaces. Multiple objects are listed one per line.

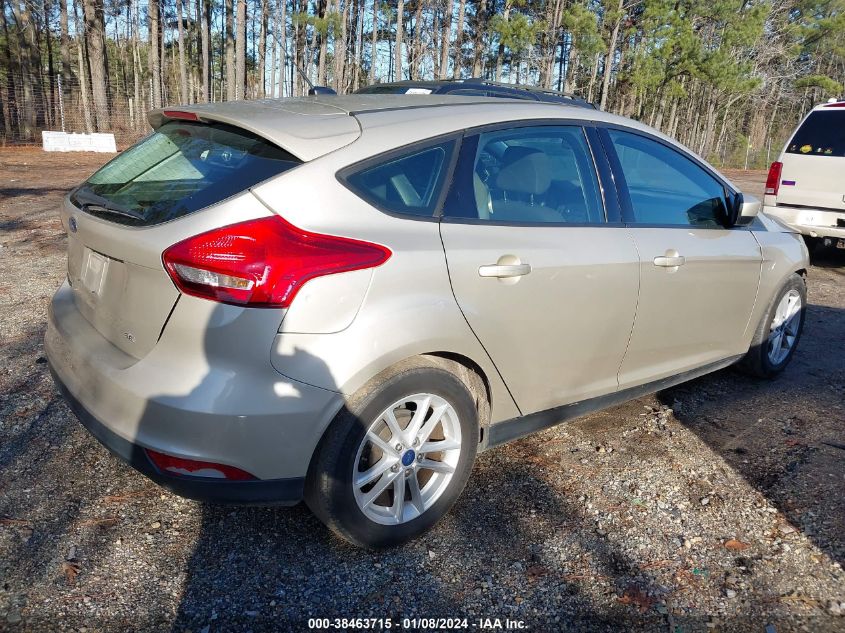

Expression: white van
xmin=763 ymin=100 xmax=845 ymax=249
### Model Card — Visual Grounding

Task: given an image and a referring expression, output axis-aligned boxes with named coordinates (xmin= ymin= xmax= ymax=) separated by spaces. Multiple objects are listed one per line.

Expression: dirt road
xmin=1 ymin=151 xmax=843 ymax=631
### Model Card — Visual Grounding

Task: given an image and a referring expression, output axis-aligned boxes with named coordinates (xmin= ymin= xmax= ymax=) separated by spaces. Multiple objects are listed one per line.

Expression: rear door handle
xmin=478 ymin=263 xmax=532 ymax=278
xmin=653 ymin=250 xmax=685 ymax=268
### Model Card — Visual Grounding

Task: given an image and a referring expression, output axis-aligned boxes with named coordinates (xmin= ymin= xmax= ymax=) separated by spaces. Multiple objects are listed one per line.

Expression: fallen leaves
xmin=618 ymin=586 xmax=656 ymax=613
xmin=101 ymin=488 xmax=154 ymax=503
xmin=724 ymin=538 xmax=750 ymax=551
xmin=61 ymin=561 xmax=81 ymax=585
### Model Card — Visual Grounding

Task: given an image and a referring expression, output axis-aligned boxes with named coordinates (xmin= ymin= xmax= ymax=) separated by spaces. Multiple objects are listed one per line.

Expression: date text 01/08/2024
xmin=307 ymin=617 xmax=529 ymax=630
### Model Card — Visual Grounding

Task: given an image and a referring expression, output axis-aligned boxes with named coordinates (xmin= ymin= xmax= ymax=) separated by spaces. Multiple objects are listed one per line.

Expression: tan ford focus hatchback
xmin=46 ymin=95 xmax=809 ymax=548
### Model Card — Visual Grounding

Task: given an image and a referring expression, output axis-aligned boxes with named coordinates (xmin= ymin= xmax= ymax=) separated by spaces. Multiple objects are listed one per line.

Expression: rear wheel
xmin=305 ymin=359 xmax=479 ymax=548
xmin=739 ymin=274 xmax=806 ymax=378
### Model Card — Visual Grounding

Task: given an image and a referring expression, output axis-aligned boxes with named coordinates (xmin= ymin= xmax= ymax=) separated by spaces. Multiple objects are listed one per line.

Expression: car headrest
xmin=495 ymin=147 xmax=551 ymax=195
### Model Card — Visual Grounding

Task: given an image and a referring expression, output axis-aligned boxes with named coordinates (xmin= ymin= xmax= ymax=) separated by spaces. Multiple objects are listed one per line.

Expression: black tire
xmin=738 ymin=273 xmax=806 ymax=378
xmin=305 ymin=357 xmax=480 ymax=549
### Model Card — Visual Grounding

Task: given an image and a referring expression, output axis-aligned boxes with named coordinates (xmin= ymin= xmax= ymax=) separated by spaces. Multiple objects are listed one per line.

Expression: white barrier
xmin=42 ymin=131 xmax=117 ymax=153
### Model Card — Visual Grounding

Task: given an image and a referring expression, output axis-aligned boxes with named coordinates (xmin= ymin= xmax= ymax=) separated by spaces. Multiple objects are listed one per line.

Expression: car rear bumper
xmin=50 ymin=364 xmax=305 ymax=504
xmin=763 ymin=205 xmax=845 ymax=239
xmin=45 ymin=281 xmax=345 ymax=501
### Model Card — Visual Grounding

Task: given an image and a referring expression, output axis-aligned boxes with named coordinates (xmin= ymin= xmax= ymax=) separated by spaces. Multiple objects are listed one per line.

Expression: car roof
xmin=355 ymin=79 xmax=596 ymax=108
xmin=148 ymin=95 xmax=676 ymax=162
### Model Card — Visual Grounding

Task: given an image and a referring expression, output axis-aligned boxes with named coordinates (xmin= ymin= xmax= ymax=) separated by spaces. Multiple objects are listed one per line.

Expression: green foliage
xmin=490 ymin=12 xmax=546 ymax=56
xmin=795 ymin=74 xmax=844 ymax=94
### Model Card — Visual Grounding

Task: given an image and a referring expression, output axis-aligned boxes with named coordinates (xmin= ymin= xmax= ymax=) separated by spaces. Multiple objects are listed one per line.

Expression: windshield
xmin=73 ymin=121 xmax=301 ymax=226
xmin=786 ymin=110 xmax=845 ymax=158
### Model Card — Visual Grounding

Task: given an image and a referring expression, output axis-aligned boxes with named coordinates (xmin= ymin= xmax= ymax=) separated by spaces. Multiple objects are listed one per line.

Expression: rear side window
xmin=344 ymin=140 xmax=456 ymax=217
xmin=607 ymin=129 xmax=728 ymax=228
xmin=786 ymin=110 xmax=845 ymax=157
xmin=73 ymin=121 xmax=301 ymax=226
xmin=443 ymin=125 xmax=604 ymax=224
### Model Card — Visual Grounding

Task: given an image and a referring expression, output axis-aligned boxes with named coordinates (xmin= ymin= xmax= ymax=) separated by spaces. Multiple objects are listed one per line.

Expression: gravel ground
xmin=1 ymin=150 xmax=844 ymax=632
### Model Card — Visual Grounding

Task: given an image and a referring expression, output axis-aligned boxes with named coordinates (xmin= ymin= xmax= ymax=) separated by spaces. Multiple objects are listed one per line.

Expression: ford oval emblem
xmin=68 ymin=216 xmax=78 ymax=233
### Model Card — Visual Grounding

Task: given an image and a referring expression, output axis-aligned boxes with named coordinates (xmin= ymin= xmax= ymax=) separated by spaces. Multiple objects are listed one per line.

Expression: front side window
xmin=75 ymin=121 xmax=301 ymax=226
xmin=443 ymin=125 xmax=605 ymax=224
xmin=786 ymin=110 xmax=845 ymax=157
xmin=607 ymin=129 xmax=728 ymax=228
xmin=344 ymin=140 xmax=456 ymax=217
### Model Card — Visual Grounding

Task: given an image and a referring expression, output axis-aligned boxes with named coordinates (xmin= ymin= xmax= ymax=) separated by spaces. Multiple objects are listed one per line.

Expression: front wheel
xmin=305 ymin=358 xmax=479 ymax=548
xmin=739 ymin=273 xmax=806 ymax=378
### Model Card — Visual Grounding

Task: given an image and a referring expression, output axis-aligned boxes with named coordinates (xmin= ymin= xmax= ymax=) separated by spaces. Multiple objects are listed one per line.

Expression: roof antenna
xmin=288 ymin=55 xmax=337 ymax=96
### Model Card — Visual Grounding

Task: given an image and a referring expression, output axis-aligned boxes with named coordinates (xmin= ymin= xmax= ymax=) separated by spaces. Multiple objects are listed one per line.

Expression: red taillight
xmin=162 ymin=109 xmax=200 ymax=121
xmin=824 ymin=102 xmax=845 ymax=108
xmin=145 ymin=449 xmax=256 ymax=480
xmin=765 ymin=161 xmax=783 ymax=196
xmin=162 ymin=215 xmax=391 ymax=308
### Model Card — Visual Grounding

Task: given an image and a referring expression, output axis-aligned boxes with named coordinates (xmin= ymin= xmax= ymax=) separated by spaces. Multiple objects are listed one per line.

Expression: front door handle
xmin=478 ymin=263 xmax=532 ymax=278
xmin=653 ymin=249 xmax=685 ymax=268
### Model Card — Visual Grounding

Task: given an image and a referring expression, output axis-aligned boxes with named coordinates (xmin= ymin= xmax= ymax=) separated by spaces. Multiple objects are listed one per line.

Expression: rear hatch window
xmin=786 ymin=110 xmax=845 ymax=157
xmin=71 ymin=121 xmax=301 ymax=226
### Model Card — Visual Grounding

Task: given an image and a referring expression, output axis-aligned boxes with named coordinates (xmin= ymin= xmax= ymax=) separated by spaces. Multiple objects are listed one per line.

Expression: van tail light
xmin=765 ymin=161 xmax=783 ymax=196
xmin=145 ymin=449 xmax=256 ymax=480
xmin=162 ymin=215 xmax=391 ymax=308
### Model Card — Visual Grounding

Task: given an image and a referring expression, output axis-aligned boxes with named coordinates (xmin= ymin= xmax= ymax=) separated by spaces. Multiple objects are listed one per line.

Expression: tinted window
xmin=443 ymin=125 xmax=604 ymax=224
xmin=608 ymin=130 xmax=728 ymax=227
xmin=786 ymin=110 xmax=845 ymax=157
xmin=345 ymin=140 xmax=455 ymax=216
xmin=75 ymin=121 xmax=300 ymax=226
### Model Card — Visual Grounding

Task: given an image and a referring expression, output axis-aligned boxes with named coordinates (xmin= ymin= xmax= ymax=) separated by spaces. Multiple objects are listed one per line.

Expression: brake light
xmin=765 ymin=161 xmax=783 ymax=196
xmin=162 ymin=109 xmax=200 ymax=121
xmin=824 ymin=102 xmax=845 ymax=108
xmin=162 ymin=216 xmax=391 ymax=308
xmin=145 ymin=449 xmax=256 ymax=480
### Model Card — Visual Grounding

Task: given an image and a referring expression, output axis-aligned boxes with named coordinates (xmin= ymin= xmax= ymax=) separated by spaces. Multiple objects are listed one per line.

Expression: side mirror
xmin=730 ymin=192 xmax=761 ymax=226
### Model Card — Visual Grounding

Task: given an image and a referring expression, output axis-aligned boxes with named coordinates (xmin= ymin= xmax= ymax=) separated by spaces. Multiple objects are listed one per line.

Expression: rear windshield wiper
xmin=72 ymin=187 xmax=146 ymax=222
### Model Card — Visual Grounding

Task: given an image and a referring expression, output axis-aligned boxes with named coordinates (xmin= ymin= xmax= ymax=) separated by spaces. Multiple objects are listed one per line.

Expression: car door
xmin=439 ymin=123 xmax=640 ymax=416
xmin=599 ymin=127 xmax=762 ymax=389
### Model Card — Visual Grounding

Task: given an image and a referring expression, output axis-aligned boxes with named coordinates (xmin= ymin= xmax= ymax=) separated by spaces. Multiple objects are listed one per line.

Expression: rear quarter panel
xmin=747 ymin=216 xmax=810 ymax=342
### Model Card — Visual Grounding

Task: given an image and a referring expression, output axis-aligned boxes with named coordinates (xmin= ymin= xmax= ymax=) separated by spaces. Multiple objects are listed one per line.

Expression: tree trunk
xmin=494 ymin=0 xmax=510 ymax=81
xmin=394 ymin=0 xmax=404 ymax=82
xmin=82 ymin=0 xmax=109 ymax=128
xmin=258 ymin=0 xmax=268 ymax=97
xmin=599 ymin=0 xmax=623 ymax=110
xmin=147 ymin=0 xmax=162 ymax=109
xmin=12 ymin=0 xmax=37 ymax=138
xmin=353 ymin=0 xmax=363 ymax=89
xmin=44 ymin=0 xmax=57 ymax=126
xmin=452 ymin=0 xmax=466 ymax=79
xmin=73 ymin=0 xmax=93 ymax=132
xmin=318 ymin=0 xmax=330 ymax=85
xmin=334 ymin=0 xmax=349 ymax=90
xmin=439 ymin=0 xmax=454 ymax=79
xmin=175 ymin=0 xmax=189 ymax=103
xmin=270 ymin=0 xmax=278 ymax=96
xmin=225 ymin=0 xmax=235 ymax=99
xmin=0 ymin=0 xmax=16 ymax=137
xmin=235 ymin=0 xmax=246 ymax=98
xmin=369 ymin=0 xmax=377 ymax=83
xmin=200 ymin=0 xmax=211 ymax=101
xmin=471 ymin=0 xmax=486 ymax=77
xmin=277 ymin=0 xmax=287 ymax=96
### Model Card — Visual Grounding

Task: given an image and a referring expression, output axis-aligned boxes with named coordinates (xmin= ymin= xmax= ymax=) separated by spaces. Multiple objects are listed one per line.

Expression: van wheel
xmin=739 ymin=274 xmax=806 ymax=378
xmin=305 ymin=359 xmax=479 ymax=548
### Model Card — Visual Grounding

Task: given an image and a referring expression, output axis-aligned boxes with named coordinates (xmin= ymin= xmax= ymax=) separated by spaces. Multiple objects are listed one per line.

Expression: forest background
xmin=1 ymin=0 xmax=843 ymax=167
